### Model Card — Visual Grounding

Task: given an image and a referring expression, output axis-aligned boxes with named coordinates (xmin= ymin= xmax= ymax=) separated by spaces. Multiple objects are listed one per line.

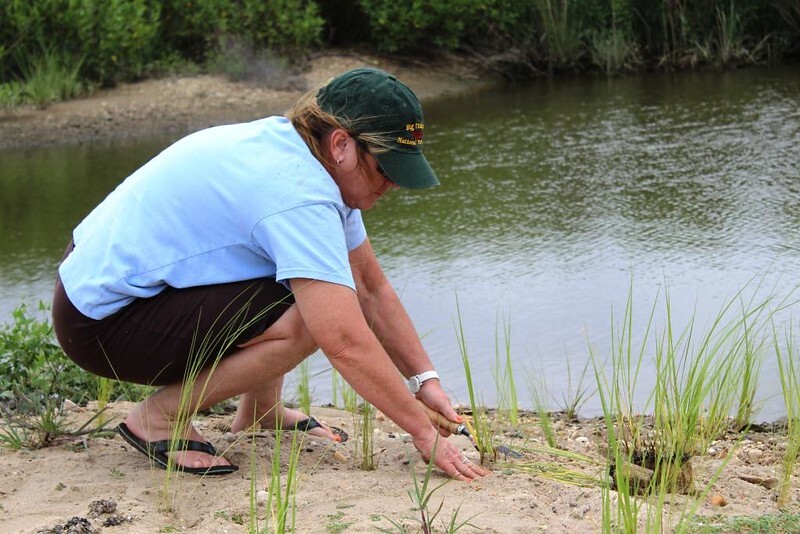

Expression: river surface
xmin=2 ymin=66 xmax=798 ymax=421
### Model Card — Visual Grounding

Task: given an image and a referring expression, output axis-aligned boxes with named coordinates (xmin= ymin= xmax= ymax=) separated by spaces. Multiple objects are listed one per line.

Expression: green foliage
xmin=380 ymin=442 xmax=477 ymax=533
xmin=589 ymin=28 xmax=641 ymax=73
xmin=158 ymin=0 xmax=229 ymax=61
xmin=235 ymin=0 xmax=324 ymax=55
xmin=0 ymin=302 xmax=146 ymax=410
xmin=15 ymin=44 xmax=85 ymax=107
xmin=0 ymin=82 xmax=24 ymax=108
xmin=533 ymin=0 xmax=586 ymax=70
xmin=1 ymin=0 xmax=799 ymax=101
xmin=1 ymin=0 xmax=161 ymax=86
xmin=358 ymin=399 xmax=375 ymax=471
xmin=493 ymin=313 xmax=518 ymax=425
xmin=0 ymin=303 xmax=87 ymax=406
xmin=65 ymin=0 xmax=161 ymax=85
xmin=296 ymin=359 xmax=312 ymax=415
xmin=684 ymin=512 xmax=800 ymax=533
xmin=0 ymin=0 xmax=322 ymax=92
xmin=355 ymin=0 xmax=478 ymax=53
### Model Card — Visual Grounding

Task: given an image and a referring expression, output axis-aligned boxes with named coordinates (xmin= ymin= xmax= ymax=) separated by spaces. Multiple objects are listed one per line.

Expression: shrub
xmin=0 ymin=302 xmax=145 ymax=410
xmin=231 ymin=0 xmax=325 ymax=56
xmin=356 ymin=0 xmax=475 ymax=53
xmin=62 ymin=0 xmax=162 ymax=85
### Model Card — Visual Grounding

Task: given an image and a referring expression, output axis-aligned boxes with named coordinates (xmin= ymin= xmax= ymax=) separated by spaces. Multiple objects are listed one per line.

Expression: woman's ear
xmin=328 ymin=129 xmax=358 ymax=171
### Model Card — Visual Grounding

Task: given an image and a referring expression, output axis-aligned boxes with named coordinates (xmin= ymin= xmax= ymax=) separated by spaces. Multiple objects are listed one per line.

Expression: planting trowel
xmin=416 ymin=400 xmax=521 ymax=459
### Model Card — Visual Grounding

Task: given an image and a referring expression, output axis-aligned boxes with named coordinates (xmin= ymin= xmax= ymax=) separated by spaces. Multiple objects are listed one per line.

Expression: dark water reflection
xmin=2 ymin=66 xmax=798 ymax=420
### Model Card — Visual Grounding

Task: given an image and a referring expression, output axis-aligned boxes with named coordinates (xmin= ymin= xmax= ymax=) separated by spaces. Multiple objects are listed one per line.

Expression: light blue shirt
xmin=59 ymin=116 xmax=367 ymax=320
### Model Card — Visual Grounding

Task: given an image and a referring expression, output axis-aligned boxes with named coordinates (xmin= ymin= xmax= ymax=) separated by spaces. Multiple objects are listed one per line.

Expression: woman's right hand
xmin=412 ymin=429 xmax=490 ymax=481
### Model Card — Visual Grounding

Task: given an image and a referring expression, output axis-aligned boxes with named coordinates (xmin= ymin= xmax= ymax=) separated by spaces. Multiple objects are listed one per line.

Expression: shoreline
xmin=0 ymin=52 xmax=496 ymax=151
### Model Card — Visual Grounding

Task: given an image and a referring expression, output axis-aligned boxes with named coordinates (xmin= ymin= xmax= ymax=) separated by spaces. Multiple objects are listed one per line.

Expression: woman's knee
xmin=239 ymin=304 xmax=317 ymax=356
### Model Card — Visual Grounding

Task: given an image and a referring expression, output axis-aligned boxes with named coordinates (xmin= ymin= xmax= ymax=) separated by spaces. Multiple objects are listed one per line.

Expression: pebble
xmin=708 ymin=494 xmax=728 ymax=507
xmin=570 ymin=504 xmax=591 ymax=519
xmin=256 ymin=490 xmax=268 ymax=504
xmin=575 ymin=436 xmax=589 ymax=444
xmin=333 ymin=450 xmax=348 ymax=463
xmin=748 ymin=449 xmax=764 ymax=461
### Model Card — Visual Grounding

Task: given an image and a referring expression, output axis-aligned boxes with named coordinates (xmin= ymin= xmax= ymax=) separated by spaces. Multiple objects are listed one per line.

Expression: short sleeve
xmin=343 ymin=208 xmax=368 ymax=251
xmin=252 ymin=203 xmax=359 ymax=289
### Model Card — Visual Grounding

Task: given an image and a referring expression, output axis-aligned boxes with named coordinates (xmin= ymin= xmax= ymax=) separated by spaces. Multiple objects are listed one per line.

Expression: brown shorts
xmin=51 ymin=242 xmax=294 ymax=386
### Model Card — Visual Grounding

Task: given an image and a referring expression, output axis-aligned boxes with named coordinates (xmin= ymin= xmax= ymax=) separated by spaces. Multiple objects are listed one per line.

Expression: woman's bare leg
xmin=231 ymin=373 xmax=341 ymax=442
xmin=123 ymin=304 xmax=317 ymax=469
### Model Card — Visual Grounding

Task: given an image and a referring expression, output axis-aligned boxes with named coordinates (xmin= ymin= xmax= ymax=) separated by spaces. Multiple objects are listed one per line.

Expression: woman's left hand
xmin=415 ymin=380 xmax=463 ymax=436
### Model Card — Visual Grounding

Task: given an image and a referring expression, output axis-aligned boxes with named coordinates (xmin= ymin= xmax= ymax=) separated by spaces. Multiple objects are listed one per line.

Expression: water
xmin=2 ymin=66 xmax=798 ymax=421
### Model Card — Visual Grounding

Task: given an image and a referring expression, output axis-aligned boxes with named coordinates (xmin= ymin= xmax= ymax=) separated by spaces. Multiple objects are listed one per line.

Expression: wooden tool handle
xmin=417 ymin=400 xmax=461 ymax=434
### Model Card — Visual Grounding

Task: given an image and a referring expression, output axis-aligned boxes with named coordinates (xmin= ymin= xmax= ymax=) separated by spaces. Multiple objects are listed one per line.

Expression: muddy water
xmin=2 ymin=66 xmax=798 ymax=420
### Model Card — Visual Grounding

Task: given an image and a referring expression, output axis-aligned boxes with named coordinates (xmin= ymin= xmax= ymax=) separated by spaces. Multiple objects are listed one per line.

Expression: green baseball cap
xmin=316 ymin=67 xmax=440 ymax=189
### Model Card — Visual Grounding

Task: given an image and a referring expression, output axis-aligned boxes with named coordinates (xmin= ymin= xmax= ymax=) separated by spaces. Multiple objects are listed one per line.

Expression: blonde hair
xmin=287 ymin=86 xmax=394 ymax=165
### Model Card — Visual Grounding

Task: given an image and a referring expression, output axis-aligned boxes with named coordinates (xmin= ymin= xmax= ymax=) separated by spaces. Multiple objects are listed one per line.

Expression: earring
xmin=336 ymin=157 xmax=343 ymax=165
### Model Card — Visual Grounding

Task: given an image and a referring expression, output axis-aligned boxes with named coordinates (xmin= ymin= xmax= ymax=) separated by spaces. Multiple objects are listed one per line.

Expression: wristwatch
xmin=407 ymin=370 xmax=440 ymax=393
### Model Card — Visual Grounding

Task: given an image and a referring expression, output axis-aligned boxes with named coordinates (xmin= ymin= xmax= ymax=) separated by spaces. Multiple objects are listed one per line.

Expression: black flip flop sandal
xmin=117 ymin=422 xmax=238 ymax=476
xmin=283 ymin=417 xmax=349 ymax=443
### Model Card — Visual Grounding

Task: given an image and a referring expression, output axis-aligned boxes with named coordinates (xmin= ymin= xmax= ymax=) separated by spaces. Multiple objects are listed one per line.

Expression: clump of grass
xmin=357 ymin=397 xmax=376 ymax=471
xmin=264 ymin=421 xmax=302 ymax=533
xmin=0 ymin=81 xmax=24 ymax=108
xmin=295 ymin=360 xmax=312 ymax=416
xmin=380 ymin=440 xmax=478 ymax=533
xmin=773 ymin=322 xmax=800 ymax=509
xmin=331 ymin=368 xmax=340 ymax=409
xmin=589 ymin=29 xmax=640 ymax=74
xmin=454 ymin=297 xmax=495 ymax=463
xmin=15 ymin=44 xmax=85 ymax=108
xmin=591 ymin=278 xmax=781 ymax=531
xmin=532 ymin=0 xmax=584 ymax=71
xmin=493 ymin=312 xmax=518 ymax=425
xmin=559 ymin=354 xmax=594 ymax=420
xmin=683 ymin=511 xmax=800 ymax=533
xmin=525 ymin=371 xmax=557 ymax=449
xmin=500 ymin=443 xmax=602 ymax=488
xmin=730 ymin=309 xmax=764 ymax=431
xmin=339 ymin=377 xmax=359 ymax=414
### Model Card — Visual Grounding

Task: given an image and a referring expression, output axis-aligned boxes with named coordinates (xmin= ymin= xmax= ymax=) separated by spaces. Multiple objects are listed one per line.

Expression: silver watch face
xmin=408 ymin=377 xmax=420 ymax=393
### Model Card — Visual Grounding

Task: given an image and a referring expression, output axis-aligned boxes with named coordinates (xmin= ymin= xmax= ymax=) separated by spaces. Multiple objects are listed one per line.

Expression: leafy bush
xmin=0 ymin=302 xmax=144 ymax=410
xmin=2 ymin=0 xmax=800 ymax=97
xmin=234 ymin=0 xmax=325 ymax=55
xmin=0 ymin=82 xmax=24 ymax=108
xmin=355 ymin=0 xmax=470 ymax=53
xmin=1 ymin=0 xmax=161 ymax=86
xmin=61 ymin=0 xmax=162 ymax=85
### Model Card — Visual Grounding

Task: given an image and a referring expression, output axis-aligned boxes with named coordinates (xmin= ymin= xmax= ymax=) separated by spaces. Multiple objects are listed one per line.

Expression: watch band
xmin=408 ymin=370 xmax=440 ymax=393
xmin=413 ymin=370 xmax=439 ymax=384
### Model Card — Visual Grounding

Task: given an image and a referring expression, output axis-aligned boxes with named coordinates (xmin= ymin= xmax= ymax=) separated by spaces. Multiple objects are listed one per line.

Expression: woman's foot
xmin=124 ymin=406 xmax=234 ymax=471
xmin=231 ymin=403 xmax=343 ymax=442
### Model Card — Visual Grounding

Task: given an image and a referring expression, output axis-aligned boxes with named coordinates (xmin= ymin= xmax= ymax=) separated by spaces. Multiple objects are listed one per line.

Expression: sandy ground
xmin=0 ymin=401 xmax=797 ymax=534
xmin=1 ymin=52 xmax=798 ymax=532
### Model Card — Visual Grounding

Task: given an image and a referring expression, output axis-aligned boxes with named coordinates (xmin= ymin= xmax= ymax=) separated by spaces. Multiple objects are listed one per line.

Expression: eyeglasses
xmin=375 ymin=161 xmax=390 ymax=180
xmin=355 ymin=138 xmax=393 ymax=183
